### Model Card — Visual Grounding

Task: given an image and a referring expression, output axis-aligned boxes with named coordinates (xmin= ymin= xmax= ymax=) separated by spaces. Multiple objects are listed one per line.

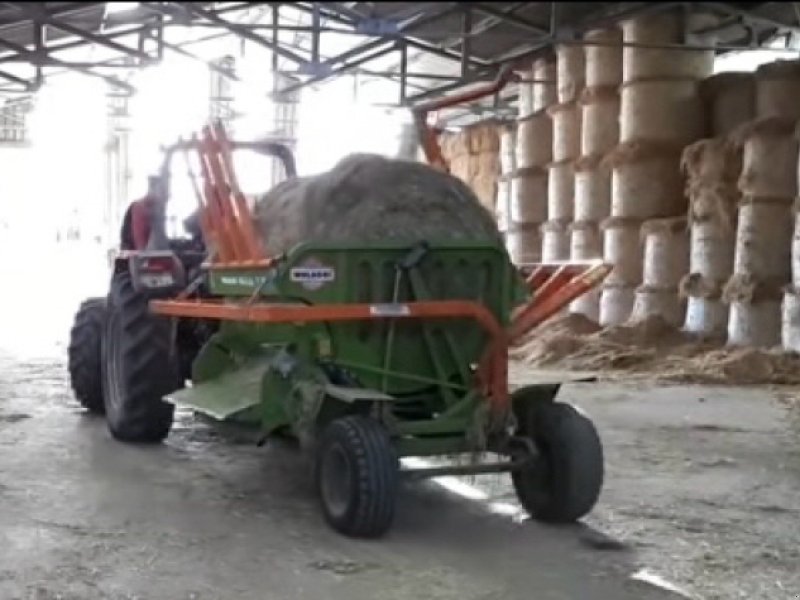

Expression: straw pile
xmin=514 ymin=313 xmax=800 ymax=385
xmin=253 ymin=153 xmax=502 ymax=256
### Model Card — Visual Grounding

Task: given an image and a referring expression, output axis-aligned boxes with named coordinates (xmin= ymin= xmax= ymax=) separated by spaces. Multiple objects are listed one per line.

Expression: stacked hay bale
xmin=543 ymin=45 xmax=583 ymax=263
xmin=600 ymin=11 xmax=713 ymax=327
xmin=495 ymin=124 xmax=516 ymax=237
xmin=680 ymin=138 xmax=744 ymax=336
xmin=569 ymin=27 xmax=621 ymax=321
xmin=442 ymin=123 xmax=501 ymax=219
xmin=725 ymin=117 xmax=797 ymax=347
xmin=508 ymin=57 xmax=556 ymax=264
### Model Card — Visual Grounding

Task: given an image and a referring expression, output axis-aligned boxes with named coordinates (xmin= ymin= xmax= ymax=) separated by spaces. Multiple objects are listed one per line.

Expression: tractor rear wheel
xmin=68 ymin=297 xmax=107 ymax=414
xmin=512 ymin=401 xmax=604 ymax=523
xmin=315 ymin=416 xmax=398 ymax=538
xmin=102 ymin=271 xmax=181 ymax=443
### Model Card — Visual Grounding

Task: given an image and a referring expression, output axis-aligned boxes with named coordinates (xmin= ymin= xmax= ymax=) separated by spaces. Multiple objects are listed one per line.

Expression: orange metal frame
xmin=150 ymin=121 xmax=612 ymax=414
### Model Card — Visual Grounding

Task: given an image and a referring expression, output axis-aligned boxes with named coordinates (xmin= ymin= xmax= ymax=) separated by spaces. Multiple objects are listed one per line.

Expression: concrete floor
xmin=0 ymin=345 xmax=798 ymax=599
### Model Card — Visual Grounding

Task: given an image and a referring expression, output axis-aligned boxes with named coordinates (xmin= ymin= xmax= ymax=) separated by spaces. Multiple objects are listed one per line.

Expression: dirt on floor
xmin=513 ymin=313 xmax=800 ymax=386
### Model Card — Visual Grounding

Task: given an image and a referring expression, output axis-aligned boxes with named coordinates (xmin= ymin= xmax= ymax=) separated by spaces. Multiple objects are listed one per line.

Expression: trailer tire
xmin=512 ymin=401 xmax=604 ymax=523
xmin=68 ymin=297 xmax=107 ymax=414
xmin=315 ymin=416 xmax=398 ymax=538
xmin=102 ymin=271 xmax=180 ymax=443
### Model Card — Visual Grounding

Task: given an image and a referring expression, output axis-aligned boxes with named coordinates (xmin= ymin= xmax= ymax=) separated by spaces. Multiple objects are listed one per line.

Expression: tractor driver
xmin=120 ymin=175 xmax=166 ymax=251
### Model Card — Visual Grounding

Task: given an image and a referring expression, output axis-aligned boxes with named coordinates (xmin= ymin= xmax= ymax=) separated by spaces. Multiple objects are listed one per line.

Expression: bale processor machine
xmin=68 ymin=122 xmax=610 ymax=538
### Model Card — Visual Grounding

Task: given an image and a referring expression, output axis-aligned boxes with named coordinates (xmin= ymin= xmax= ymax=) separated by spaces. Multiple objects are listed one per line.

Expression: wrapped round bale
xmin=700 ymin=72 xmax=755 ymax=136
xmin=620 ymin=12 xmax=714 ymax=81
xmin=755 ymin=60 xmax=800 ymax=120
xmin=532 ymin=58 xmax=557 ymax=112
xmin=507 ymin=222 xmax=542 ymax=265
xmin=606 ymin=140 xmax=686 ymax=218
xmin=556 ymin=44 xmax=585 ymax=104
xmin=681 ymin=137 xmax=742 ymax=186
xmin=548 ymin=101 xmax=581 ymax=162
xmin=620 ymin=78 xmax=706 ymax=146
xmin=518 ymin=79 xmax=534 ymax=119
xmin=254 ymin=154 xmax=502 ymax=257
xmin=574 ymin=155 xmax=612 ymax=222
xmin=724 ymin=274 xmax=783 ymax=347
xmin=641 ymin=217 xmax=689 ymax=288
xmin=580 ymin=86 xmax=620 ymax=157
xmin=601 ymin=216 xmax=644 ymax=285
xmin=600 ymin=283 xmax=636 ymax=327
xmin=734 ymin=116 xmax=798 ymax=198
xmin=541 ymin=219 xmax=570 ymax=262
xmin=515 ymin=109 xmax=552 ymax=168
xmin=782 ymin=287 xmax=800 ymax=352
xmin=570 ymin=220 xmax=602 ymax=260
xmin=547 ymin=159 xmax=575 ymax=220
xmin=495 ymin=174 xmax=511 ymax=232
xmin=630 ymin=286 xmax=685 ymax=327
xmin=500 ymin=125 xmax=516 ymax=174
xmin=732 ymin=197 xmax=793 ymax=282
xmin=510 ymin=166 xmax=548 ymax=223
xmin=689 ymin=218 xmax=736 ymax=280
xmin=684 ymin=293 xmax=729 ymax=337
xmin=584 ymin=27 xmax=623 ymax=88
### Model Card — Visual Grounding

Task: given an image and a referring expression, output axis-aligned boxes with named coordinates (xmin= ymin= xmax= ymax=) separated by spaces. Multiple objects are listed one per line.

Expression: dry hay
xmin=254 ymin=154 xmax=502 ymax=255
xmin=514 ymin=312 xmax=800 ymax=385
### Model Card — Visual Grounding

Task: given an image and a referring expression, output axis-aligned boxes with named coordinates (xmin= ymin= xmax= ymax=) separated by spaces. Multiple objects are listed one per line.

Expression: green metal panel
xmin=190 ymin=239 xmax=529 ymax=456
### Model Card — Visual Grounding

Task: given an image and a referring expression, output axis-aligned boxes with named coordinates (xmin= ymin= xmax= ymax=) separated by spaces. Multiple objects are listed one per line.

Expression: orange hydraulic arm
xmin=413 ymin=65 xmax=520 ymax=172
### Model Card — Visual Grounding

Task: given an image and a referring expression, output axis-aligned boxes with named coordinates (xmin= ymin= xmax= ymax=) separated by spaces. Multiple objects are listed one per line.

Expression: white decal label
xmin=370 ymin=304 xmax=411 ymax=317
xmin=290 ymin=258 xmax=335 ymax=291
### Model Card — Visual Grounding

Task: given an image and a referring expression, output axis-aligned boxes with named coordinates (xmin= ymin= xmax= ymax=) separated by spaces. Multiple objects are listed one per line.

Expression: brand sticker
xmin=369 ymin=304 xmax=411 ymax=317
xmin=290 ymin=258 xmax=335 ymax=291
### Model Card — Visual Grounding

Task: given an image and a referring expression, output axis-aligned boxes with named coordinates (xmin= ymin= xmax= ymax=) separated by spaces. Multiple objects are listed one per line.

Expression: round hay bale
xmin=569 ymin=220 xmax=602 ymax=260
xmin=541 ymin=219 xmax=571 ymax=262
xmin=733 ymin=198 xmax=793 ymax=281
xmin=641 ymin=217 xmax=689 ymax=288
xmin=510 ymin=166 xmax=548 ymax=223
xmin=254 ymin=154 xmax=502 ymax=256
xmin=574 ymin=156 xmax=612 ymax=222
xmin=735 ymin=117 xmax=798 ymax=198
xmin=467 ymin=122 xmax=501 ymax=155
xmin=532 ymin=58 xmax=557 ymax=112
xmin=470 ymin=174 xmax=497 ymax=213
xmin=727 ymin=298 xmax=782 ymax=348
xmin=687 ymin=183 xmax=739 ymax=228
xmin=518 ymin=79 xmax=534 ymax=119
xmin=569 ymin=287 xmax=601 ymax=322
xmin=700 ymin=72 xmax=755 ymax=136
xmin=584 ymin=27 xmax=623 ymax=88
xmin=506 ymin=222 xmax=542 ymax=265
xmin=547 ymin=159 xmax=574 ymax=220
xmin=601 ymin=216 xmax=644 ymax=285
xmin=620 ymin=78 xmax=706 ymax=145
xmin=755 ymin=60 xmax=800 ymax=120
xmin=556 ymin=44 xmax=585 ymax=104
xmin=606 ymin=141 xmax=686 ymax=218
xmin=781 ymin=287 xmax=800 ymax=351
xmin=600 ymin=283 xmax=636 ymax=327
xmin=495 ymin=174 xmax=511 ymax=232
xmin=548 ymin=101 xmax=581 ymax=162
xmin=684 ymin=295 xmax=729 ymax=336
xmin=580 ymin=86 xmax=620 ymax=156
xmin=689 ymin=218 xmax=736 ymax=280
xmin=515 ymin=109 xmax=552 ymax=168
xmin=630 ymin=285 xmax=685 ymax=327
xmin=681 ymin=137 xmax=742 ymax=185
xmin=620 ymin=12 xmax=714 ymax=81
xmin=500 ymin=126 xmax=516 ymax=174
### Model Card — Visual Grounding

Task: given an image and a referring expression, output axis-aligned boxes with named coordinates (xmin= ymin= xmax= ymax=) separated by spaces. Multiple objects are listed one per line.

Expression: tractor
xmin=68 ymin=122 xmax=609 ymax=538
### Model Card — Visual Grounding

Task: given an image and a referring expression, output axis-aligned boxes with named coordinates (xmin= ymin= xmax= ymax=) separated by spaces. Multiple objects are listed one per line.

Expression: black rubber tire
xmin=102 ymin=271 xmax=181 ymax=443
xmin=512 ymin=401 xmax=604 ymax=523
xmin=315 ymin=416 xmax=399 ymax=538
xmin=67 ymin=297 xmax=108 ymax=414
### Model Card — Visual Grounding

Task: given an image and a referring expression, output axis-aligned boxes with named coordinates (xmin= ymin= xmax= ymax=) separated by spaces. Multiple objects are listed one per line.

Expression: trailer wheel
xmin=68 ymin=297 xmax=107 ymax=414
xmin=102 ymin=271 xmax=180 ymax=443
xmin=512 ymin=401 xmax=604 ymax=523
xmin=315 ymin=416 xmax=398 ymax=538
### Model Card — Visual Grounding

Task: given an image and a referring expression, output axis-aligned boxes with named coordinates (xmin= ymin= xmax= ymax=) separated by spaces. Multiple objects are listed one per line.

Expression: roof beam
xmin=470 ymin=3 xmax=550 ymax=35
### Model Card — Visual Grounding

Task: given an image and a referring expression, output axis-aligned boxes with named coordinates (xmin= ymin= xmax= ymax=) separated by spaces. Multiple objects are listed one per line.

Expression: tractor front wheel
xmin=102 ymin=271 xmax=181 ymax=443
xmin=315 ymin=416 xmax=399 ymax=538
xmin=512 ymin=401 xmax=604 ymax=523
xmin=68 ymin=297 xmax=107 ymax=414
